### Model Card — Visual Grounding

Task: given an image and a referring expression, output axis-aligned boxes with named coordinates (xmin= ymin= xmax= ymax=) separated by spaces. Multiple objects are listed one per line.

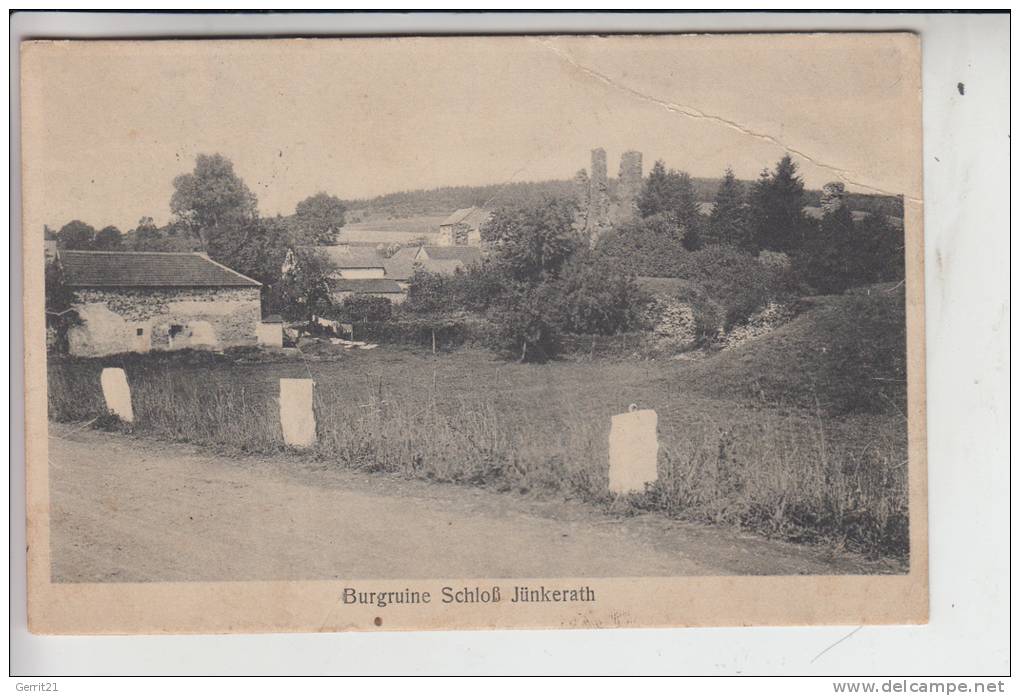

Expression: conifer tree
xmin=800 ymin=201 xmax=855 ymax=294
xmin=749 ymin=155 xmax=807 ymax=253
xmin=706 ymin=167 xmax=748 ymax=248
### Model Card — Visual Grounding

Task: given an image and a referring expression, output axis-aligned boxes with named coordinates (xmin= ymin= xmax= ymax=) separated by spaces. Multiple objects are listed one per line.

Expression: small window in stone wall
xmin=169 ymin=324 xmax=184 ymax=338
xmin=136 ymin=327 xmax=144 ymax=336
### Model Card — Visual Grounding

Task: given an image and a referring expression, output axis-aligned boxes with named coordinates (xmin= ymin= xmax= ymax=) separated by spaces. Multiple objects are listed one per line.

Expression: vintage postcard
xmin=21 ymin=33 xmax=926 ymax=633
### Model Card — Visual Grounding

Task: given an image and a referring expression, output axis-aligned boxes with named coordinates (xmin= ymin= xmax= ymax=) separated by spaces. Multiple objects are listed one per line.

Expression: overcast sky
xmin=21 ymin=34 xmax=920 ymax=233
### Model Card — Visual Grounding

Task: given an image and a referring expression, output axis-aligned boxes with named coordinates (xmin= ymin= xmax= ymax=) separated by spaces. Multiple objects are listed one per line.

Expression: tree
xmin=749 ymin=155 xmax=808 ymax=253
xmin=856 ymin=212 xmax=904 ymax=284
xmin=706 ymin=168 xmax=749 ymax=248
xmin=269 ymin=248 xmax=338 ymax=322
xmin=556 ymin=257 xmax=649 ymax=335
xmin=56 ymin=220 xmax=96 ymax=250
xmin=205 ymin=215 xmax=291 ymax=287
xmin=405 ymin=269 xmax=453 ymax=315
xmin=45 ymin=259 xmax=80 ymax=352
xmin=593 ymin=213 xmax=687 ymax=277
xmin=339 ymin=295 xmax=392 ymax=323
xmin=483 ymin=197 xmax=581 ymax=283
xmin=170 ymin=153 xmax=258 ymax=247
xmin=93 ymin=225 xmax=124 ymax=251
xmin=636 ymin=161 xmax=704 ymax=250
xmin=688 ymin=245 xmax=794 ymax=329
xmin=637 ymin=160 xmax=674 ymax=218
xmin=130 ymin=217 xmax=162 ymax=250
xmin=799 ymin=202 xmax=856 ymax=294
xmin=492 ymin=281 xmax=564 ymax=363
xmin=672 ymin=171 xmax=704 ymax=250
xmin=293 ymin=192 xmax=347 ymax=245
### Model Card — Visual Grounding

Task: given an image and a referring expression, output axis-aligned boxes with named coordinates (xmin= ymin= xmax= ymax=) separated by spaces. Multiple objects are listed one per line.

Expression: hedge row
xmin=350 ymin=317 xmax=653 ymax=359
xmin=351 ymin=318 xmax=498 ymax=350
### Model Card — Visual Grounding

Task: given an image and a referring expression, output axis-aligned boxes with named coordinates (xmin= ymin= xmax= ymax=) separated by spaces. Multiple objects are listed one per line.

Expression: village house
xmin=315 ymin=244 xmax=388 ymax=279
xmin=58 ymin=250 xmax=262 ymax=357
xmin=297 ymin=244 xmax=405 ymax=304
xmin=413 ymin=245 xmax=483 ymax=275
xmin=382 ymin=247 xmax=420 ymax=291
xmin=436 ymin=207 xmax=492 ymax=247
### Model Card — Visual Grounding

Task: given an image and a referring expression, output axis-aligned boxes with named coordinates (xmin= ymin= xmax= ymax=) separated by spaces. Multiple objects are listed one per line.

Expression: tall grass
xmin=643 ymin=414 xmax=907 ymax=555
xmin=47 ymin=350 xmax=908 ymax=560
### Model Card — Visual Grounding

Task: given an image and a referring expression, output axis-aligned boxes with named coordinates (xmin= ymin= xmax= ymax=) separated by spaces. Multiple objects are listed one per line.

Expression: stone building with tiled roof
xmin=413 ymin=245 xmax=483 ymax=275
xmin=284 ymin=244 xmax=410 ymax=304
xmin=57 ymin=250 xmax=262 ymax=356
xmin=382 ymin=247 xmax=420 ymax=289
xmin=437 ymin=207 xmax=492 ymax=247
xmin=312 ymin=245 xmax=388 ymax=279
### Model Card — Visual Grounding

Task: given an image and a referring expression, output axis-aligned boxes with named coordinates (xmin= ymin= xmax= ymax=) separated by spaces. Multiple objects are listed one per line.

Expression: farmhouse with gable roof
xmin=287 ymin=243 xmax=406 ymax=304
xmin=58 ymin=250 xmax=263 ymax=357
xmin=436 ymin=207 xmax=492 ymax=247
xmin=413 ymin=245 xmax=483 ymax=275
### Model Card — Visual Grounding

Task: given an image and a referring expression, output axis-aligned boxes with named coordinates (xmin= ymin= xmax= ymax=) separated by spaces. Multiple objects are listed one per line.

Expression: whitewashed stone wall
xmin=68 ymin=286 xmax=261 ymax=357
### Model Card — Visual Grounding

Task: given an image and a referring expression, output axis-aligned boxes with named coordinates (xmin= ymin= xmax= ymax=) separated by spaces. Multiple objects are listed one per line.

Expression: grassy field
xmin=48 ymin=332 xmax=909 ymax=562
xmin=342 ymin=213 xmax=446 ymax=242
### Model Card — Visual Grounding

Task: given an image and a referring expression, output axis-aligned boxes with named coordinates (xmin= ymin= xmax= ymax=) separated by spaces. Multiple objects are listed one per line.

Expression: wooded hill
xmin=344 ymin=177 xmax=904 ymax=221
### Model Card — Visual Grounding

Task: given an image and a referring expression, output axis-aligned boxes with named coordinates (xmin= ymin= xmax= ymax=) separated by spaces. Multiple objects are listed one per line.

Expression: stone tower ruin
xmin=573 ymin=168 xmax=590 ymax=214
xmin=820 ymin=181 xmax=847 ymax=215
xmin=580 ymin=148 xmax=611 ymax=243
xmin=576 ymin=147 xmax=644 ymax=244
xmin=617 ymin=150 xmax=643 ymax=222
xmin=589 ymin=147 xmax=610 ymax=227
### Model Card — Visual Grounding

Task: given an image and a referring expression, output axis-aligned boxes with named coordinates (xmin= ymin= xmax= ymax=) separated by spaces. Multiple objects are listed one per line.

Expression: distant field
xmin=342 ymin=213 xmax=447 ymax=242
xmin=803 ymin=206 xmax=904 ymax=226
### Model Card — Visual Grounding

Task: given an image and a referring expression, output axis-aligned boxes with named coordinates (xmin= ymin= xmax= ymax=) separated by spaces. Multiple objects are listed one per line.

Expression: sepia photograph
xmin=21 ymin=33 xmax=927 ymax=633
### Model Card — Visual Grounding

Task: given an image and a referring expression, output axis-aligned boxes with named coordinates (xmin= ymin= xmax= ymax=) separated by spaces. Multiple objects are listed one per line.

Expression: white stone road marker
xmin=280 ymin=378 xmax=316 ymax=448
xmin=100 ymin=367 xmax=134 ymax=423
xmin=608 ymin=406 xmax=658 ymax=494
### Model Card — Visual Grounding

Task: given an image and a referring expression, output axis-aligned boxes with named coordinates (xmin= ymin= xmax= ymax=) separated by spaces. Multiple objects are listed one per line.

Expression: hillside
xmin=343 ymin=177 xmax=905 ymax=223
xmin=679 ymin=286 xmax=907 ymax=416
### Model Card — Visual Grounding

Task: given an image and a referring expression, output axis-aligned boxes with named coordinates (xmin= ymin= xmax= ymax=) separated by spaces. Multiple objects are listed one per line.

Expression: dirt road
xmin=47 ymin=425 xmax=895 ymax=582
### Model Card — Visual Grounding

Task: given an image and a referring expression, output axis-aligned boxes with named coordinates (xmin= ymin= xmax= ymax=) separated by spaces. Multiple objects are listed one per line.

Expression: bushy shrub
xmin=795 ymin=209 xmax=905 ymax=296
xmin=593 ymin=215 xmax=688 ymax=277
xmin=671 ymin=282 xmax=725 ymax=343
xmin=268 ymin=248 xmax=338 ymax=321
xmin=338 ymin=294 xmax=392 ymax=322
xmin=404 ymin=264 xmax=504 ymax=315
xmin=555 ymin=258 xmax=650 ymax=335
xmin=484 ymin=197 xmax=581 ymax=283
xmin=491 ymin=283 xmax=564 ymax=363
xmin=690 ymin=245 xmax=795 ymax=329
xmin=404 ymin=269 xmax=450 ymax=314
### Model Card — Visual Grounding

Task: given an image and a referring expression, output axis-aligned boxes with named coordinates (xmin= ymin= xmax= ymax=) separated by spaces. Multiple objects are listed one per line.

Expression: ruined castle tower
xmin=573 ymin=168 xmax=590 ymax=213
xmin=583 ymin=148 xmax=611 ymax=242
xmin=820 ymin=181 xmax=847 ymax=215
xmin=617 ymin=150 xmax=643 ymax=222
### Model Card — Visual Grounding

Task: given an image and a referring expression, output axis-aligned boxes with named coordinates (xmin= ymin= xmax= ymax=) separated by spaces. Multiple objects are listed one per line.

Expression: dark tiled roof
xmin=418 ymin=259 xmax=466 ymax=275
xmin=421 ymin=246 xmax=483 ymax=264
xmin=333 ymin=278 xmax=404 ymax=294
xmin=312 ymin=245 xmax=387 ymax=269
xmin=383 ymin=247 xmax=420 ymax=281
xmin=440 ymin=207 xmax=492 ymax=228
xmin=59 ymin=251 xmax=260 ymax=288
